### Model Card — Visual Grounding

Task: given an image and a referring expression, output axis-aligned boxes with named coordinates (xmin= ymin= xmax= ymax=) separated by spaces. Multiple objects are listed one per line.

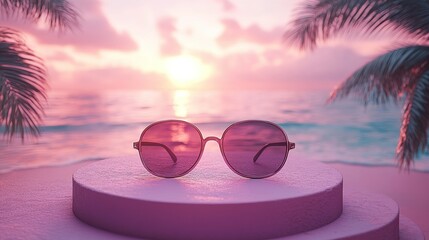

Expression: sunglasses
xmin=133 ymin=120 xmax=295 ymax=179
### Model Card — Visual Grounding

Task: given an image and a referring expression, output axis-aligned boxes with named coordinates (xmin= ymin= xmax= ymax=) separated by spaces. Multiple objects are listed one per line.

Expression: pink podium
xmin=72 ymin=151 xmax=424 ymax=239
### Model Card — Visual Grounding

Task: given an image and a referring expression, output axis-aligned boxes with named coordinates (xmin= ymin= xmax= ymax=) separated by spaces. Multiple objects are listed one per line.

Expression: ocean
xmin=0 ymin=89 xmax=428 ymax=174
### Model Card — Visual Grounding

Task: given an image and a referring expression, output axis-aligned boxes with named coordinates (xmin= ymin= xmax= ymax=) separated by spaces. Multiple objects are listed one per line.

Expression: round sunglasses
xmin=133 ymin=120 xmax=295 ymax=179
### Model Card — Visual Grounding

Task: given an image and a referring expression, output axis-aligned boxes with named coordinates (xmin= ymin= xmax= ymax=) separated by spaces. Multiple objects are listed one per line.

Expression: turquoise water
xmin=0 ymin=89 xmax=428 ymax=173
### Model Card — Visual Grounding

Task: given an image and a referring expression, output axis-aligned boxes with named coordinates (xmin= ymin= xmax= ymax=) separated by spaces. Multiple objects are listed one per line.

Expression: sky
xmin=0 ymin=0 xmax=395 ymax=92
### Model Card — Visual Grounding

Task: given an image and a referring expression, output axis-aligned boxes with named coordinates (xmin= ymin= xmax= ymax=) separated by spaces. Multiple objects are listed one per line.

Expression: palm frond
xmin=397 ymin=70 xmax=429 ymax=168
xmin=0 ymin=0 xmax=79 ymax=30
xmin=0 ymin=27 xmax=46 ymax=140
xmin=285 ymin=0 xmax=429 ymax=50
xmin=329 ymin=45 xmax=429 ymax=104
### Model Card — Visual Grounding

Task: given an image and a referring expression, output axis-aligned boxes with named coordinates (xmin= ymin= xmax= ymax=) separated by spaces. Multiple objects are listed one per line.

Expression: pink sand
xmin=0 ymin=159 xmax=427 ymax=239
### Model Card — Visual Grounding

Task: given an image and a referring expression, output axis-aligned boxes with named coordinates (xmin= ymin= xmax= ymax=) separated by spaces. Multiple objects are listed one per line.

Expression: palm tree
xmin=284 ymin=0 xmax=429 ymax=168
xmin=0 ymin=0 xmax=78 ymax=140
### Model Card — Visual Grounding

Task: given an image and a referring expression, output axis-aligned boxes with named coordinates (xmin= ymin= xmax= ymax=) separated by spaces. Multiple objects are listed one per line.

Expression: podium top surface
xmin=73 ymin=151 xmax=343 ymax=204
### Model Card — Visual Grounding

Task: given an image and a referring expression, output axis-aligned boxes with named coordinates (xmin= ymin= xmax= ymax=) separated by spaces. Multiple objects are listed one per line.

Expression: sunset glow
xmin=164 ymin=55 xmax=212 ymax=87
xmin=0 ymin=0 xmax=378 ymax=91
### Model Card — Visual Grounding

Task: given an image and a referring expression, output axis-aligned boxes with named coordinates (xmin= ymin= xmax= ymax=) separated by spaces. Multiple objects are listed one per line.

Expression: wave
xmin=34 ymin=121 xmax=377 ymax=133
xmin=278 ymin=122 xmax=320 ymax=128
xmin=9 ymin=117 xmax=397 ymax=133
xmin=39 ymin=122 xmax=141 ymax=132
xmin=282 ymin=109 xmax=311 ymax=114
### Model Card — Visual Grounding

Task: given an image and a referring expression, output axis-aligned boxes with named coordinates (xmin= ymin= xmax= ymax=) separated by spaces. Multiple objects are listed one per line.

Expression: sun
xmin=164 ymin=55 xmax=212 ymax=87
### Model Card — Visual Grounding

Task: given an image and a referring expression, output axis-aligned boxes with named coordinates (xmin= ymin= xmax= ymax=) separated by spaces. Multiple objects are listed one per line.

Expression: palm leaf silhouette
xmin=398 ymin=71 xmax=429 ymax=167
xmin=285 ymin=0 xmax=429 ymax=50
xmin=328 ymin=46 xmax=429 ymax=104
xmin=0 ymin=28 xmax=45 ymax=140
xmin=285 ymin=0 xmax=429 ymax=168
xmin=0 ymin=0 xmax=78 ymax=141
xmin=0 ymin=0 xmax=79 ymax=30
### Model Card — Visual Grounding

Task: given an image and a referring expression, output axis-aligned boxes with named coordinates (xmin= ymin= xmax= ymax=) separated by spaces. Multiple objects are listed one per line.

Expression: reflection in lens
xmin=222 ymin=121 xmax=288 ymax=178
xmin=139 ymin=121 xmax=202 ymax=177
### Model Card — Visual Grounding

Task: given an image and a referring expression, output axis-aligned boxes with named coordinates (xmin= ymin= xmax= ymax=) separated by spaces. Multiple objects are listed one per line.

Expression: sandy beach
xmin=329 ymin=162 xmax=429 ymax=237
xmin=0 ymin=159 xmax=427 ymax=239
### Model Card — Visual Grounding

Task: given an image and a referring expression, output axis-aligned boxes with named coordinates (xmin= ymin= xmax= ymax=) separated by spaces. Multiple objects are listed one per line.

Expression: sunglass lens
xmin=139 ymin=121 xmax=203 ymax=178
xmin=222 ymin=121 xmax=288 ymax=178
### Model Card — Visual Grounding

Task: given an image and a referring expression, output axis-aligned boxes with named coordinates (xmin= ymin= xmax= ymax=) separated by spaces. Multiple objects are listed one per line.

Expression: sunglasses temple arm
xmin=253 ymin=142 xmax=295 ymax=163
xmin=133 ymin=141 xmax=178 ymax=163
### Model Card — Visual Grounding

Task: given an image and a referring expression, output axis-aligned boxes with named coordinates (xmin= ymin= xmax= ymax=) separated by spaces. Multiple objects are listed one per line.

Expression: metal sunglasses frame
xmin=133 ymin=120 xmax=295 ymax=179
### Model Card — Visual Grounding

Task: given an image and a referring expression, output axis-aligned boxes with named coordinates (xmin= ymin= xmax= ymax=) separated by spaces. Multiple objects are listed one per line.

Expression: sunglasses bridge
xmin=203 ymin=136 xmax=221 ymax=145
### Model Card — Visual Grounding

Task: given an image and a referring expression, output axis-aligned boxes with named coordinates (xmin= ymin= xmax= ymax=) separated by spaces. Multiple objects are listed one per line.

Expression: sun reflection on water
xmin=173 ymin=90 xmax=190 ymax=118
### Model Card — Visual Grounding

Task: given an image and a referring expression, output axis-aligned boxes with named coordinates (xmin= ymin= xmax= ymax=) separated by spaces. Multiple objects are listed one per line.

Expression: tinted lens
xmin=222 ymin=121 xmax=288 ymax=178
xmin=138 ymin=121 xmax=203 ymax=178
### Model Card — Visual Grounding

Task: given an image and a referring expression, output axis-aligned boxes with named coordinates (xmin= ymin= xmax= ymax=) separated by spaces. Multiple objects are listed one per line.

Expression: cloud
xmin=45 ymin=52 xmax=77 ymax=63
xmin=194 ymin=46 xmax=370 ymax=90
xmin=217 ymin=18 xmax=283 ymax=47
xmin=157 ymin=17 xmax=182 ymax=56
xmin=50 ymin=67 xmax=168 ymax=91
xmin=46 ymin=45 xmax=370 ymax=91
xmin=214 ymin=0 xmax=235 ymax=12
xmin=287 ymin=47 xmax=371 ymax=84
xmin=0 ymin=0 xmax=138 ymax=53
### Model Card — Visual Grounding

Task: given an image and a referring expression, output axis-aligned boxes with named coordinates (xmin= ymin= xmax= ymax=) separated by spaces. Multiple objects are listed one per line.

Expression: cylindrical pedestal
xmin=73 ymin=152 xmax=343 ymax=240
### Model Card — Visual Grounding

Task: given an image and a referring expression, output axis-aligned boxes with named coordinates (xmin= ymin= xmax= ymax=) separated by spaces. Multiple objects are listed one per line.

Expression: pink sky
xmin=0 ymin=0 xmax=394 ymax=92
